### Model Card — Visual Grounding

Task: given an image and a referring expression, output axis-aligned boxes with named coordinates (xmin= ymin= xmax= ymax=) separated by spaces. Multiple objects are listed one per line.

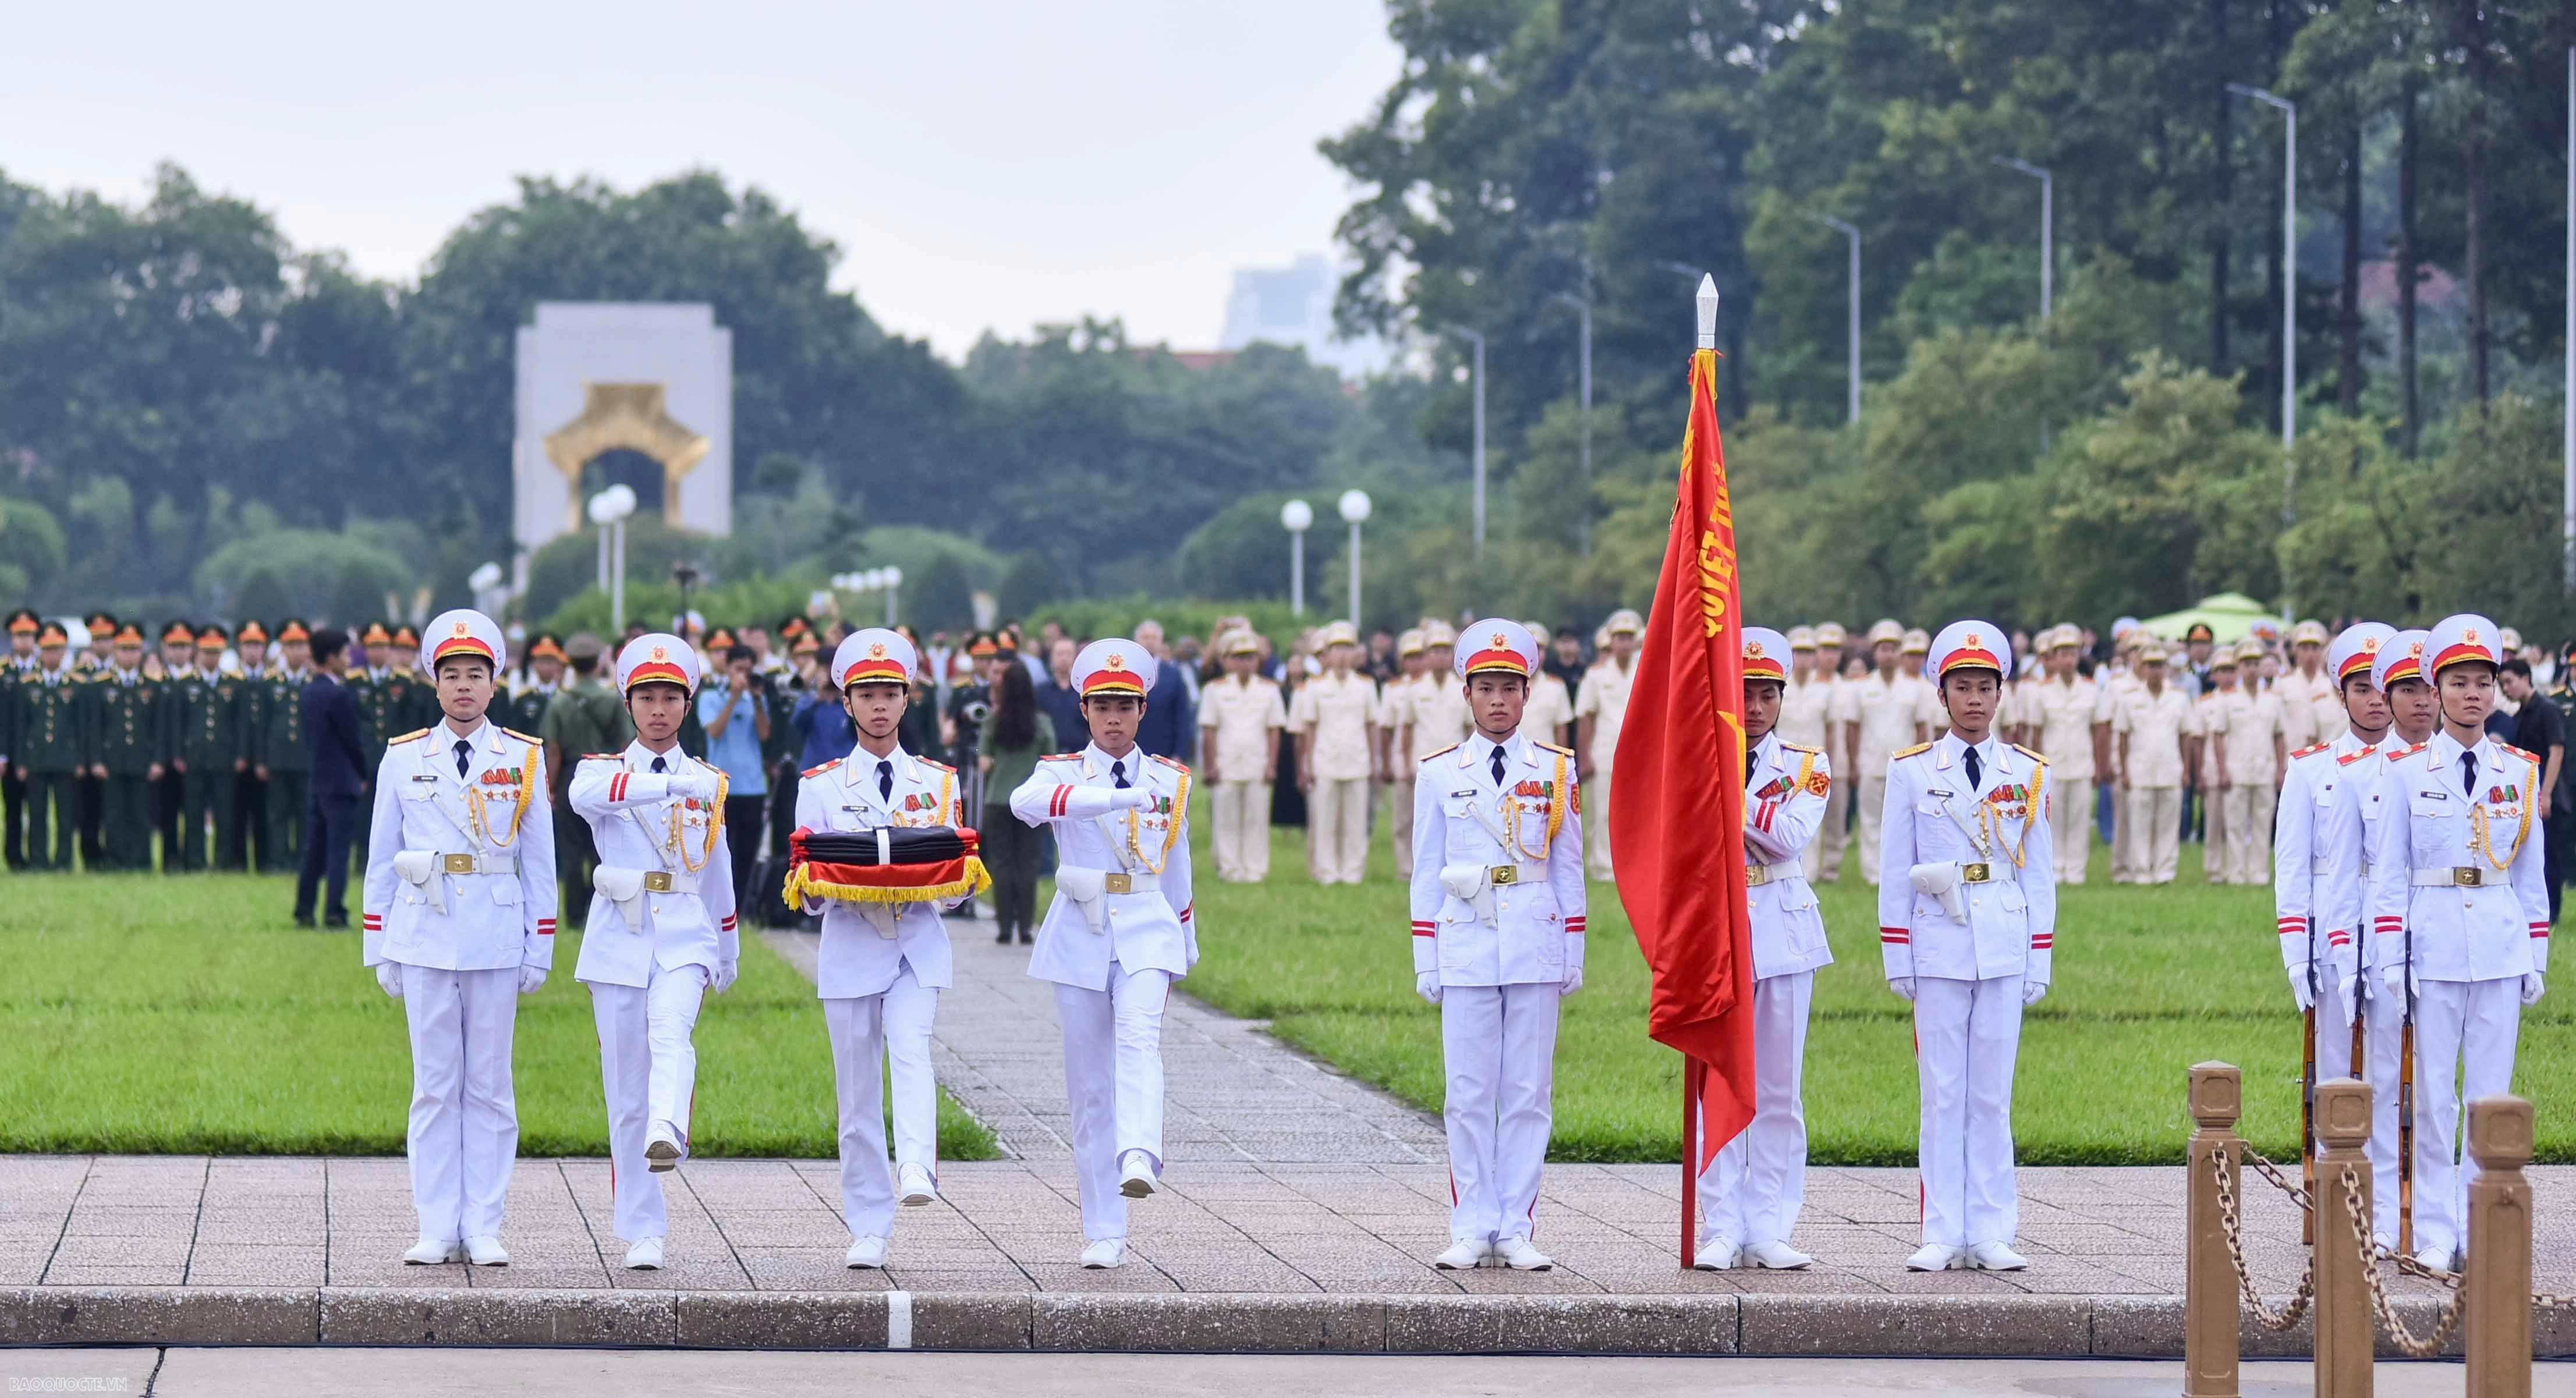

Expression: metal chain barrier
xmin=2212 ymin=1143 xmax=2315 ymax=1330
xmin=2339 ymin=1165 xmax=2466 ymax=1357
xmin=2536 ymin=1290 xmax=2576 ymax=1312
xmin=2238 ymin=1142 xmax=2313 ymax=1213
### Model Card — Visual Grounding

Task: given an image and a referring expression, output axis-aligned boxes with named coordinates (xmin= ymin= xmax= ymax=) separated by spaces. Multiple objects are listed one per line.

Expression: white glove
xmin=2288 ymin=972 xmax=2315 ymax=1014
xmin=1560 ymin=965 xmax=1584 ymax=995
xmin=710 ymin=960 xmax=739 ymax=994
xmin=1415 ymin=971 xmax=1444 ymax=1006
xmin=518 ymin=964 xmax=548 ymax=994
xmin=2021 ymin=979 xmax=2049 ymax=1007
xmin=670 ymin=770 xmax=719 ymax=802
xmin=2525 ymin=972 xmax=2546 ymax=1006
xmin=2382 ymin=962 xmax=2408 ymax=999
xmin=2337 ymin=975 xmax=2359 ymax=1024
xmin=1887 ymin=976 xmax=1916 ymax=1002
xmin=1117 ymin=785 xmax=1155 ymax=809
xmin=375 ymin=962 xmax=403 ymax=999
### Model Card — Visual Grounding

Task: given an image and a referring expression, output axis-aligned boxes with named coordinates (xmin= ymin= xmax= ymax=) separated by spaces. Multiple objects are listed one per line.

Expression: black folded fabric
xmin=792 ymin=825 xmax=976 ymax=866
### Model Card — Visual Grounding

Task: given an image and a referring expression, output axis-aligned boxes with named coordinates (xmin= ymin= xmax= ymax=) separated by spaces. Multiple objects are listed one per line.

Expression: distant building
xmin=1218 ymin=254 xmax=1395 ymax=380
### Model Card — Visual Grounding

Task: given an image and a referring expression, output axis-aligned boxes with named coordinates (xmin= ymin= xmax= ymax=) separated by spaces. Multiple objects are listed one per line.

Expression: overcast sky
xmin=2 ymin=1 xmax=1404 ymax=359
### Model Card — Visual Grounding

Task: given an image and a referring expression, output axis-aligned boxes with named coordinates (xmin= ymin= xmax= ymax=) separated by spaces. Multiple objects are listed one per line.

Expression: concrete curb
xmin=2 ymin=1287 xmax=2566 ymax=1357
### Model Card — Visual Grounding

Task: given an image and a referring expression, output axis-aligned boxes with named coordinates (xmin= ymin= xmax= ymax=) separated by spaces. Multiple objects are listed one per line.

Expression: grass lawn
xmin=1183 ymin=806 xmax=2576 ymax=1165
xmin=0 ymin=873 xmax=997 ymax=1160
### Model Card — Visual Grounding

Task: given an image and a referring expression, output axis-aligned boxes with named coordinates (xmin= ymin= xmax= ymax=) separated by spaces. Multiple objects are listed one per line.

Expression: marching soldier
xmin=2 ymin=608 xmax=39 ymax=869
xmin=569 ymin=633 xmax=740 ymax=1271
xmin=362 ymin=610 xmax=557 ymax=1268
xmin=2363 ymin=615 xmax=2549 ymax=1272
xmin=1848 ymin=620 xmax=1930 ymax=885
xmin=253 ymin=622 xmax=315 ymax=873
xmin=1198 ymin=628 xmax=1287 ymax=883
xmin=1574 ymin=608 xmax=1640 ymax=884
xmin=1408 ymin=620 xmax=1585 ymax=1272
xmin=15 ymin=622 xmax=87 ymax=870
xmin=1377 ymin=629 xmax=1426 ymax=880
xmin=794 ymin=628 xmax=967 ymax=1268
xmin=87 ymin=624 xmax=163 ymax=871
xmin=1879 ymin=621 xmax=2054 ymax=1272
xmin=1694 ymin=627 xmax=1829 ymax=1272
xmin=1009 ymin=638 xmax=1199 ymax=1269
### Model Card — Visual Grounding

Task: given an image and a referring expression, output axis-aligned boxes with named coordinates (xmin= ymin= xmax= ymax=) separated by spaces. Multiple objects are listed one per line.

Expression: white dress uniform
xmin=1009 ymin=639 xmax=1197 ymax=1262
xmin=568 ymin=634 xmax=740 ymax=1256
xmin=1695 ymin=629 xmax=1831 ymax=1268
xmin=2272 ymin=624 xmax=2393 ymax=1112
xmin=795 ymin=630 xmax=966 ymax=1256
xmin=1876 ymin=622 xmax=2055 ymax=1269
xmin=2363 ymin=615 xmax=2551 ymax=1266
xmin=361 ymin=611 xmax=558 ymax=1261
xmin=1408 ymin=621 xmax=1585 ymax=1269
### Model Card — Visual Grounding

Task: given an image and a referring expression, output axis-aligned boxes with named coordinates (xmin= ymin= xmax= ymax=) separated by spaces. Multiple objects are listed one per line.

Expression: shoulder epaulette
xmin=502 ymin=727 xmax=542 ymax=746
xmin=1534 ymin=741 xmax=1573 ymax=757
xmin=1421 ymin=742 xmax=1461 ymax=762
xmin=1039 ymin=751 xmax=1085 ymax=762
xmin=1890 ymin=741 xmax=1934 ymax=760
xmin=581 ymin=752 xmax=622 ymax=760
xmin=2387 ymin=742 xmax=2427 ymax=760
xmin=2290 ymin=741 xmax=2331 ymax=760
xmin=2011 ymin=743 xmax=2047 ymax=766
xmin=918 ymin=756 xmax=956 ymax=773
xmin=2337 ymin=745 xmax=2379 ymax=766
xmin=2501 ymin=743 xmax=2538 ymax=764
xmin=1151 ymin=754 xmax=1190 ymax=773
xmin=802 ymin=758 xmax=842 ymax=778
xmin=388 ymin=728 xmax=429 ymax=745
xmin=1778 ymin=741 xmax=1820 ymax=755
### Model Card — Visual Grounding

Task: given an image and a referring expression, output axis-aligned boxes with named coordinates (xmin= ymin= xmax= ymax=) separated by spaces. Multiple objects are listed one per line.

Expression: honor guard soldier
xmin=1408 ymin=620 xmax=1585 ymax=1272
xmin=162 ymin=625 xmax=247 ymax=872
xmin=793 ymin=629 xmax=967 ymax=1269
xmin=569 ymin=633 xmax=740 ymax=1272
xmin=1879 ymin=621 xmax=2055 ymax=1272
xmin=2364 ymin=615 xmax=2550 ymax=1271
xmin=1695 ymin=628 xmax=1830 ymax=1272
xmin=1009 ymin=639 xmax=1199 ymax=1269
xmin=14 ymin=621 xmax=87 ymax=870
xmin=1574 ymin=609 xmax=1641 ymax=883
xmin=1198 ymin=628 xmax=1287 ymax=883
xmin=87 ymin=624 xmax=163 ymax=871
xmin=362 ymin=610 xmax=558 ymax=1268
xmin=253 ymin=621 xmax=315 ymax=873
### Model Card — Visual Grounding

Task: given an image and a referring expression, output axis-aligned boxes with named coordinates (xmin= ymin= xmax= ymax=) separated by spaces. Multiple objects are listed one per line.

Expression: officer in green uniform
xmin=162 ymin=624 xmax=247 ymax=873
xmin=345 ymin=622 xmax=394 ymax=877
xmin=151 ymin=621 xmax=196 ymax=863
xmin=16 ymin=621 xmax=88 ymax=870
xmin=537 ymin=632 xmax=628 ymax=929
xmin=2 ymin=608 xmax=37 ymax=870
xmin=253 ymin=619 xmax=315 ymax=873
xmin=388 ymin=623 xmax=435 ymax=734
xmin=228 ymin=620 xmax=274 ymax=871
xmin=501 ymin=632 xmax=566 ymax=735
xmin=74 ymin=613 xmax=118 ymax=866
xmin=86 ymin=622 xmax=162 ymax=870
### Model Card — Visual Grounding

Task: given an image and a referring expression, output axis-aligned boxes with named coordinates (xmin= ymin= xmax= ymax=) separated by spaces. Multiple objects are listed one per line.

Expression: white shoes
xmin=1691 ymin=1234 xmax=1740 ymax=1271
xmin=1965 ymin=1240 xmax=2030 ymax=1271
xmin=1434 ymin=1237 xmax=1493 ymax=1270
xmin=401 ymin=1238 xmax=460 ymax=1265
xmin=899 ymin=1162 xmax=938 ymax=1208
xmin=623 ymin=1237 xmax=664 ymax=1270
xmin=462 ymin=1235 xmax=510 ymax=1266
xmin=844 ymin=1236 xmax=888 ymax=1270
xmin=646 ymin=1123 xmax=685 ymax=1174
xmin=1079 ymin=1238 xmax=1127 ymax=1269
xmin=2412 ymin=1245 xmax=2458 ymax=1273
xmin=1117 ymin=1150 xmax=1158 ymax=1199
xmin=1739 ymin=1238 xmax=1815 ymax=1270
xmin=1492 ymin=1236 xmax=1553 ymax=1271
xmin=1905 ymin=1243 xmax=1966 ymax=1272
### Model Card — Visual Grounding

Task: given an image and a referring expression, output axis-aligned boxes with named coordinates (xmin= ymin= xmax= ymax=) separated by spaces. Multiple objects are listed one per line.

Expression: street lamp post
xmin=2228 ymin=82 xmax=2298 ymax=523
xmin=1812 ymin=216 xmax=1862 ymax=425
xmin=1281 ymin=500 xmax=1313 ymax=615
xmin=1445 ymin=328 xmax=1487 ymax=557
xmin=586 ymin=484 xmax=638 ymax=633
xmin=1992 ymin=157 xmax=2053 ymax=320
xmin=467 ymin=562 xmax=506 ymax=621
xmin=1549 ymin=291 xmax=1593 ymax=555
xmin=1337 ymin=490 xmax=1371 ymax=628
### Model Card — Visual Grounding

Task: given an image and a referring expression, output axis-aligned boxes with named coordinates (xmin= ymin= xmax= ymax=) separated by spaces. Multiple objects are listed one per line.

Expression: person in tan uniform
xmin=1197 ymin=629 xmax=1287 ymax=882
xmin=2219 ymin=637 xmax=2285 ymax=886
xmin=1520 ymin=620 xmax=1575 ymax=750
xmin=2103 ymin=625 xmax=2145 ymax=882
xmin=1902 ymin=629 xmax=1940 ymax=741
xmin=2195 ymin=649 xmax=2241 ymax=882
xmin=1573 ymin=608 xmax=1639 ymax=882
xmin=2274 ymin=619 xmax=2338 ymax=753
xmin=2112 ymin=640 xmax=2196 ymax=884
xmin=1290 ymin=621 xmax=1378 ymax=884
xmin=2028 ymin=625 xmax=2110 ymax=883
xmin=1411 ymin=621 xmax=1473 ymax=766
xmin=1847 ymin=619 xmax=1930 ymax=885
xmin=1779 ymin=627 xmax=1836 ymax=880
xmin=1379 ymin=629 xmax=1427 ymax=879
xmin=1809 ymin=621 xmax=1855 ymax=880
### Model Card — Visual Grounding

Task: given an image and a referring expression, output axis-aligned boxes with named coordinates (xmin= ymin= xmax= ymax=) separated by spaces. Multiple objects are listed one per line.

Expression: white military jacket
xmin=1407 ymin=730 xmax=1587 ymax=988
xmin=362 ymin=718 xmax=559 ymax=973
xmin=1875 ymin=732 xmax=2057 ymax=984
xmin=793 ymin=744 xmax=965 ymax=1000
xmin=566 ymin=742 xmax=740 ymax=988
xmin=2364 ymin=731 xmax=2551 ymax=984
xmin=1008 ymin=744 xmax=1197 ymax=990
xmin=1743 ymin=732 xmax=1834 ymax=981
xmin=2272 ymin=730 xmax=2377 ymax=986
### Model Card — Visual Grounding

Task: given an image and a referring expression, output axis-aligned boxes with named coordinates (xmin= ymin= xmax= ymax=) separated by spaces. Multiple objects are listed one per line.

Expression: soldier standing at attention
xmin=2026 ymin=627 xmax=2110 ymax=884
xmin=72 ymin=614 xmax=117 ymax=866
xmin=363 ymin=610 xmax=557 ymax=1268
xmin=1879 ymin=621 xmax=2054 ymax=1272
xmin=15 ymin=622 xmax=88 ymax=870
xmin=1811 ymin=622 xmax=1858 ymax=882
xmin=149 ymin=622 xmax=194 ymax=864
xmin=1290 ymin=621 xmax=1377 ymax=886
xmin=228 ymin=621 xmax=274 ymax=872
xmin=87 ymin=624 xmax=163 ymax=871
xmin=2111 ymin=642 xmax=2196 ymax=886
xmin=254 ymin=622 xmax=315 ymax=873
xmin=1694 ymin=627 xmax=1829 ymax=1272
xmin=1412 ymin=621 xmax=1473 ymax=773
xmin=1574 ymin=609 xmax=1640 ymax=884
xmin=1519 ymin=620 xmax=1576 ymax=751
xmin=2225 ymin=638 xmax=2287 ymax=886
xmin=1850 ymin=620 xmax=1931 ymax=885
xmin=163 ymin=625 xmax=247 ymax=874
xmin=2196 ymin=649 xmax=2241 ymax=884
xmin=2278 ymin=620 xmax=2337 ymax=753
xmin=1197 ymin=629 xmax=1287 ymax=883
xmin=1409 ymin=620 xmax=1584 ymax=1273
xmin=1377 ymin=629 xmax=1427 ymax=880
xmin=3 ymin=608 xmax=42 ymax=869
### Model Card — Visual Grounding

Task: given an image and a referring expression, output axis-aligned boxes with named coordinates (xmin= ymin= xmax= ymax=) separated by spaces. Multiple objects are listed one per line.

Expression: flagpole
xmin=1675 ymin=274 xmax=1723 ymax=1272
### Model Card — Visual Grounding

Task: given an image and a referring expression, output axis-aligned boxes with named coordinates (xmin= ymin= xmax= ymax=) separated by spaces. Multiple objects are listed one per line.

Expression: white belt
xmin=2313 ymin=858 xmax=2375 ymax=878
xmin=2411 ymin=866 xmax=2499 ymax=888
xmin=1744 ymin=860 xmax=1803 ymax=888
xmin=1955 ymin=859 xmax=2017 ymax=886
xmin=1061 ymin=866 xmax=1161 ymax=895
xmin=436 ymin=851 xmax=518 ymax=876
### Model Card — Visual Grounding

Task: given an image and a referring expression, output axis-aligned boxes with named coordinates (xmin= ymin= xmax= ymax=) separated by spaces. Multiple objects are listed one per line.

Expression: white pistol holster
xmin=1440 ymin=863 xmax=1497 ymax=924
xmin=594 ymin=866 xmax=647 ymax=932
xmin=1909 ymin=861 xmax=1966 ymax=922
xmin=392 ymin=850 xmax=448 ymax=915
xmin=1055 ymin=866 xmax=1109 ymax=934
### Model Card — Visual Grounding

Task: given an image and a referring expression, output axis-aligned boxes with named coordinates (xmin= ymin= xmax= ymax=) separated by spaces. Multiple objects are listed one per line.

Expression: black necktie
xmin=1965 ymin=746 xmax=1983 ymax=791
xmin=878 ymin=759 xmax=894 ymax=802
xmin=1490 ymin=745 xmax=1507 ymax=787
xmin=2462 ymin=751 xmax=2477 ymax=800
xmin=454 ymin=739 xmax=471 ymax=780
xmin=1112 ymin=760 xmax=1131 ymax=789
xmin=651 ymin=756 xmax=667 ymax=774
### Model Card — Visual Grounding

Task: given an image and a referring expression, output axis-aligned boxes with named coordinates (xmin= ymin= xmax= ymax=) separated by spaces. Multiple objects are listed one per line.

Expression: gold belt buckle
xmin=643 ymin=871 xmax=674 ymax=893
xmin=1743 ymin=864 xmax=1770 ymax=887
xmin=442 ymin=854 xmax=475 ymax=875
xmin=1489 ymin=865 xmax=1518 ymax=886
xmin=2453 ymin=867 xmax=2484 ymax=888
xmin=1104 ymin=873 xmax=1133 ymax=895
xmin=1960 ymin=862 xmax=1992 ymax=884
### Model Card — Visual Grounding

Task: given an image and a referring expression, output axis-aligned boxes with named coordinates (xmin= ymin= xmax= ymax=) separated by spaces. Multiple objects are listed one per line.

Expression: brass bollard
xmin=2185 ymin=1061 xmax=2244 ymax=1398
xmin=2462 ymin=1095 xmax=2534 ymax=1398
xmin=2313 ymin=1078 xmax=2374 ymax=1398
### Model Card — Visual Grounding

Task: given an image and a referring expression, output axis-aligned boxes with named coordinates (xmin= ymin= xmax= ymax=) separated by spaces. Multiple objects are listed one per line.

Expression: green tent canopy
xmin=2137 ymin=593 xmax=2277 ymax=645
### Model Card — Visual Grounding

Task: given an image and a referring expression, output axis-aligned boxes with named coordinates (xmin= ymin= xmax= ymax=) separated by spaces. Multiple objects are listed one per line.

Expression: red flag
xmin=1608 ymin=346 xmax=1756 ymax=1177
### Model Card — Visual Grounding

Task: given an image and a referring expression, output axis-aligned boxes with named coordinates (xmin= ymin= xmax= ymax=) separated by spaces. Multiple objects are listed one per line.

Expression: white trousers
xmin=2408 ymin=978 xmax=2524 ymax=1257
xmin=1585 ymin=769 xmax=1615 ymax=881
xmin=1815 ymin=776 xmax=1851 ymax=882
xmin=1696 ymin=971 xmax=1812 ymax=1245
xmin=1914 ymin=974 xmax=2023 ymax=1248
xmin=2124 ymin=787 xmax=2181 ymax=884
xmin=1054 ymin=962 xmax=1172 ymax=1241
xmin=2361 ymin=981 xmax=2406 ymax=1242
xmin=2109 ymin=780 xmax=2135 ymax=882
xmin=1439 ymin=982 xmax=1561 ymax=1242
xmin=398 ymin=962 xmax=520 ymax=1243
xmin=823 ymin=964 xmax=942 ymax=1240
xmin=1212 ymin=779 xmax=1273 ymax=882
xmin=2230 ymin=783 xmax=2276 ymax=887
xmin=1307 ymin=777 xmax=1368 ymax=883
xmin=587 ymin=963 xmax=710 ymax=1243
xmin=1856 ymin=775 xmax=1888 ymax=885
xmin=2053 ymin=777 xmax=2093 ymax=883
xmin=2202 ymin=784 xmax=2231 ymax=880
xmin=1390 ymin=776 xmax=1416 ymax=880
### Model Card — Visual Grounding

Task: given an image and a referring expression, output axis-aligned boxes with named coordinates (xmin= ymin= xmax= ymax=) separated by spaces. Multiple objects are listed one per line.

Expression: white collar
xmin=626 ymin=740 xmax=689 ymax=771
xmin=2429 ymin=728 xmax=2491 ymax=766
xmin=438 ymin=717 xmax=494 ymax=752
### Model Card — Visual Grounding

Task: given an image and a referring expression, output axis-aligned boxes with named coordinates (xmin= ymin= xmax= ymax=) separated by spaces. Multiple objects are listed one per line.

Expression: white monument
xmin=512 ymin=303 xmax=733 ymax=587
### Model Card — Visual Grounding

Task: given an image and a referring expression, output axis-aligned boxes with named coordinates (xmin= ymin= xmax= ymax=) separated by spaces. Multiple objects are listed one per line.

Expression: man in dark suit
xmin=1131 ymin=619 xmax=1198 ymax=762
xmin=293 ymin=627 xmax=371 ymax=929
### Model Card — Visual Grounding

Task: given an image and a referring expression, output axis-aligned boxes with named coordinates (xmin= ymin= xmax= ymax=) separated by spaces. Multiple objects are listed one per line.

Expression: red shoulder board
xmin=582 ymin=752 xmax=623 ymax=760
xmin=1040 ymin=752 xmax=1085 ymax=762
xmin=2290 ymin=742 xmax=2330 ymax=760
xmin=2386 ymin=742 xmax=2426 ymax=760
xmin=502 ymin=727 xmax=543 ymax=746
xmin=1151 ymin=755 xmax=1190 ymax=773
xmin=2337 ymin=745 xmax=2379 ymax=766
xmin=2501 ymin=744 xmax=2538 ymax=763
xmin=803 ymin=758 xmax=843 ymax=778
xmin=918 ymin=757 xmax=955 ymax=773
